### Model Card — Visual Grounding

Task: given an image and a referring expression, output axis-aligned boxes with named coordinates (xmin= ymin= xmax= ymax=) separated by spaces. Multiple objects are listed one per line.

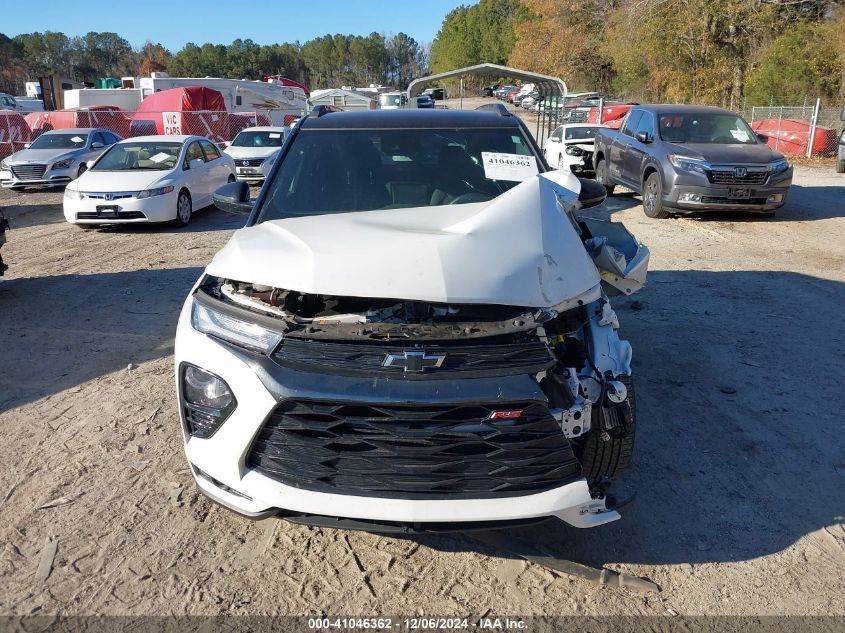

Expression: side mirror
xmin=577 ymin=177 xmax=607 ymax=209
xmin=635 ymin=132 xmax=651 ymax=144
xmin=86 ymin=160 xmax=96 ymax=169
xmin=188 ymin=157 xmax=204 ymax=170
xmin=213 ymin=180 xmax=252 ymax=215
xmin=91 ymin=141 xmax=104 ymax=149
xmin=24 ymin=142 xmax=30 ymax=149
xmin=755 ymin=132 xmax=769 ymax=143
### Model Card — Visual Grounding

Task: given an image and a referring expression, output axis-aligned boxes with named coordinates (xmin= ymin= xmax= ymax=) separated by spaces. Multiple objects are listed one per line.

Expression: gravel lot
xmin=0 ymin=127 xmax=844 ymax=617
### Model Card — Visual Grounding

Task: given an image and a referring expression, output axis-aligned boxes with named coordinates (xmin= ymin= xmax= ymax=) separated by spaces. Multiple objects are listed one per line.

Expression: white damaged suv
xmin=174 ymin=106 xmax=649 ymax=533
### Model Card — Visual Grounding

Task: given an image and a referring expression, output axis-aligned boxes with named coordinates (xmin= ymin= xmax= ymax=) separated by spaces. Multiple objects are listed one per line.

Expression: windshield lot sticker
xmin=730 ymin=129 xmax=750 ymax=142
xmin=482 ymin=152 xmax=537 ymax=182
xmin=149 ymin=152 xmax=171 ymax=163
xmin=269 ymin=133 xmax=281 ymax=138
xmin=71 ymin=136 xmax=84 ymax=143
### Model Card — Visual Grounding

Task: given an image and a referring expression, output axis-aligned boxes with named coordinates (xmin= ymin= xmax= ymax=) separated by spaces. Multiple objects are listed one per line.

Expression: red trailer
xmin=131 ymin=87 xmax=230 ymax=142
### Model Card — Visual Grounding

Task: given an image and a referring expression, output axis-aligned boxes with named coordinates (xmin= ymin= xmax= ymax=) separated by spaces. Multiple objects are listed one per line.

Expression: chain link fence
xmin=744 ymin=101 xmax=842 ymax=158
xmin=0 ymin=108 xmax=302 ymax=161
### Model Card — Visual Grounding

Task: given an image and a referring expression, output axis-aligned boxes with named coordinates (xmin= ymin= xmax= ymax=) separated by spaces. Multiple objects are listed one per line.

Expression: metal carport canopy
xmin=407 ymin=63 xmax=567 ymax=100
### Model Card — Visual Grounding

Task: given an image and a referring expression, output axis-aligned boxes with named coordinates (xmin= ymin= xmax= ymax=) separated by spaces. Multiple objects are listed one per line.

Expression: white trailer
xmin=138 ymin=73 xmax=308 ymax=125
xmin=63 ymin=88 xmax=143 ymax=110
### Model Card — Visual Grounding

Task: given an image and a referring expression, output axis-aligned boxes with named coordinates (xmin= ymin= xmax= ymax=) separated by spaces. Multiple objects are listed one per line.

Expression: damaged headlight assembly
xmin=191 ymin=298 xmax=283 ymax=354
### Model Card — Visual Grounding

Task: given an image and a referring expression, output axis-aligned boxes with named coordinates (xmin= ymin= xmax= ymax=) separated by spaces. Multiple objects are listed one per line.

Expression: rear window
xmin=258 ymin=127 xmax=539 ymax=221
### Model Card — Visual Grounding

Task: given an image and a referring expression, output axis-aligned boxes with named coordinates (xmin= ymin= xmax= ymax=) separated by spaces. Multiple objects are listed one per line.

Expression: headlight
xmin=53 ymin=158 xmax=75 ymax=169
xmin=668 ymin=155 xmax=709 ymax=173
xmin=64 ymin=188 xmax=84 ymax=200
xmin=0 ymin=159 xmax=8 ymax=170
xmin=180 ymin=364 xmax=236 ymax=438
xmin=769 ymin=159 xmax=789 ymax=173
xmin=565 ymin=146 xmax=584 ymax=156
xmin=136 ymin=185 xmax=174 ymax=199
xmin=191 ymin=299 xmax=284 ymax=354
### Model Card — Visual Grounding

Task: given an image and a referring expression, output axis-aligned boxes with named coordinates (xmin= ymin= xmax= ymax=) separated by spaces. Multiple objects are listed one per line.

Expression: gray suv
xmin=593 ymin=105 xmax=793 ymax=218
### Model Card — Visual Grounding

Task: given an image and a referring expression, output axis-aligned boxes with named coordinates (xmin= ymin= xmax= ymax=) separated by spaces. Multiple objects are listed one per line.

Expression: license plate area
xmin=96 ymin=205 xmax=119 ymax=216
xmin=728 ymin=187 xmax=751 ymax=199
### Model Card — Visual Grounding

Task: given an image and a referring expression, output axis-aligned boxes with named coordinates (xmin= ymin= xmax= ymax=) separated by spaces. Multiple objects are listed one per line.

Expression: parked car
xmin=63 ymin=135 xmax=237 ymax=228
xmin=0 ymin=128 xmax=121 ymax=189
xmin=512 ymin=84 xmax=535 ymax=106
xmin=423 ymin=87 xmax=446 ymax=101
xmin=416 ymin=94 xmax=435 ymax=109
xmin=378 ymin=92 xmax=407 ymax=109
xmin=177 ymin=108 xmax=649 ymax=533
xmin=520 ymin=92 xmax=541 ymax=110
xmin=0 ymin=208 xmax=8 ymax=277
xmin=481 ymin=84 xmax=499 ymax=97
xmin=545 ymin=123 xmax=607 ymax=173
xmin=593 ymin=105 xmax=793 ymax=218
xmin=837 ymin=129 xmax=844 ymax=173
xmin=223 ymin=126 xmax=288 ymax=184
xmin=505 ymin=88 xmax=520 ymax=103
xmin=495 ymin=85 xmax=516 ymax=100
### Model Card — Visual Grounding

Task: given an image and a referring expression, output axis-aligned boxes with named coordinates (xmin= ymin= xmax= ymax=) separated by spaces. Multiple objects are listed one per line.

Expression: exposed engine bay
xmin=197 ymin=274 xmax=636 ymax=496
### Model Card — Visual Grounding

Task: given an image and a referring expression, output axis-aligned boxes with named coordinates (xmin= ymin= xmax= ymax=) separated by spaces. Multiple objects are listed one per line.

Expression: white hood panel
xmin=205 ymin=171 xmax=601 ymax=308
xmin=225 ymin=146 xmax=280 ymax=160
xmin=74 ymin=169 xmax=171 ymax=192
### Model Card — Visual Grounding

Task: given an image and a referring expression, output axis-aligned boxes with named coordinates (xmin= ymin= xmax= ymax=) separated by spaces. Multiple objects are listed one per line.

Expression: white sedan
xmin=223 ymin=126 xmax=288 ymax=183
xmin=64 ymin=135 xmax=236 ymax=228
xmin=544 ymin=123 xmax=607 ymax=174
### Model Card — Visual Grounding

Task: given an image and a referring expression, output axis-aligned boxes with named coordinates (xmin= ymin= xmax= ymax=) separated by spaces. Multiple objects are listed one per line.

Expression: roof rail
xmin=475 ymin=103 xmax=513 ymax=117
xmin=311 ymin=105 xmax=342 ymax=117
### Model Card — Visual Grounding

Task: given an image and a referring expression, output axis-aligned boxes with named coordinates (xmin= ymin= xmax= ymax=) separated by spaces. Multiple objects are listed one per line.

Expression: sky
xmin=1 ymin=0 xmax=470 ymax=50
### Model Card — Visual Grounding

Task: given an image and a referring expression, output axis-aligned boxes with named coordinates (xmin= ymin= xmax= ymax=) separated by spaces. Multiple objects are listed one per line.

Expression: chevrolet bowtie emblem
xmin=383 ymin=350 xmax=447 ymax=372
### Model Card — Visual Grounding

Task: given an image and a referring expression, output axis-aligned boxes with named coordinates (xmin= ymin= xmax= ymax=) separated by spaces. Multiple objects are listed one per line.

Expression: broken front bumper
xmin=174 ymin=297 xmax=622 ymax=531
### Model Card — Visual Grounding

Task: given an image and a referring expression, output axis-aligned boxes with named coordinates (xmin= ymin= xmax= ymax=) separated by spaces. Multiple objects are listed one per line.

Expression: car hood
xmin=667 ymin=142 xmax=783 ymax=164
xmin=72 ymin=169 xmax=171 ymax=192
xmin=225 ymin=146 xmax=281 ymax=160
xmin=205 ymin=171 xmax=602 ymax=308
xmin=8 ymin=148 xmax=84 ymax=164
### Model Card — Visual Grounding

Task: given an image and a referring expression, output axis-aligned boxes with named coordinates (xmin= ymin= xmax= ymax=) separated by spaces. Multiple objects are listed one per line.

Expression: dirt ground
xmin=0 ymin=123 xmax=844 ymax=619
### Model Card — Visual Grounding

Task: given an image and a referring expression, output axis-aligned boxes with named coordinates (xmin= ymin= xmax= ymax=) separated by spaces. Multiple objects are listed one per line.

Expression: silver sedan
xmin=0 ymin=128 xmax=121 ymax=189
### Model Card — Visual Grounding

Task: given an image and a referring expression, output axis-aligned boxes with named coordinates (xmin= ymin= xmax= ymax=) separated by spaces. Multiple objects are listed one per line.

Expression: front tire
xmin=579 ymin=375 xmax=636 ymax=486
xmin=173 ymin=189 xmax=192 ymax=227
xmin=77 ymin=164 xmax=87 ymax=179
xmin=595 ymin=158 xmax=615 ymax=195
xmin=642 ymin=172 xmax=670 ymax=218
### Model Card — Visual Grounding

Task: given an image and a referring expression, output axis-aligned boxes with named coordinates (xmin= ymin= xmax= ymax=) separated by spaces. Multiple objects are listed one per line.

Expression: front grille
xmin=707 ymin=169 xmax=768 ymax=185
xmin=272 ymin=339 xmax=556 ymax=378
xmin=247 ymin=399 xmax=580 ymax=499
xmin=700 ymin=197 xmax=768 ymax=205
xmin=85 ymin=192 xmax=138 ymax=200
xmin=10 ymin=164 xmax=47 ymax=181
xmin=76 ymin=211 xmax=146 ymax=219
xmin=238 ymin=158 xmax=264 ymax=167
